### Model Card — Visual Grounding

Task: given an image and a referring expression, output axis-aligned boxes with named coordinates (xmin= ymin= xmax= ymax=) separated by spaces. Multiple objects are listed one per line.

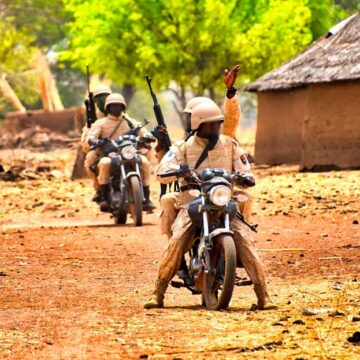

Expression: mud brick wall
xmin=4 ymin=108 xmax=85 ymax=134
xmin=301 ymin=81 xmax=360 ymax=170
xmin=254 ymin=89 xmax=306 ymax=165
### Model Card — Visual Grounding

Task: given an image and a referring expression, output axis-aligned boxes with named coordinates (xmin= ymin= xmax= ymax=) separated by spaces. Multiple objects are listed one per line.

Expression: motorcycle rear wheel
xmin=128 ymin=176 xmax=143 ymax=227
xmin=202 ymin=235 xmax=236 ymax=310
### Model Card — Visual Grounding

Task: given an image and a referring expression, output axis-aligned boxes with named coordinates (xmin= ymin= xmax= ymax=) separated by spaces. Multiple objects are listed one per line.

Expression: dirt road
xmin=1 ymin=166 xmax=360 ymax=359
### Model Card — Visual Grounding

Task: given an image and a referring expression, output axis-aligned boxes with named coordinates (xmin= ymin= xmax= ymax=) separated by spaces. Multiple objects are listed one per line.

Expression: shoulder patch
xmin=164 ymin=149 xmax=176 ymax=161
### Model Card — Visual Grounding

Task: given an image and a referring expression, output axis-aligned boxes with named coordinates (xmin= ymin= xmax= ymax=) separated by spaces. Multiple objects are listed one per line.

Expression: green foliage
xmin=63 ymin=0 xmax=343 ymax=100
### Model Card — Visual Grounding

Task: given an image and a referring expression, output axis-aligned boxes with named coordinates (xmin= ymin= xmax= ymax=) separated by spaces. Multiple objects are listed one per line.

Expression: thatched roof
xmin=245 ymin=13 xmax=360 ymax=92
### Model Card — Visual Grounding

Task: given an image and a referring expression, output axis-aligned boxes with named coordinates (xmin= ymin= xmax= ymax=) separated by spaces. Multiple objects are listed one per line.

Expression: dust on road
xmin=1 ymin=164 xmax=359 ymax=359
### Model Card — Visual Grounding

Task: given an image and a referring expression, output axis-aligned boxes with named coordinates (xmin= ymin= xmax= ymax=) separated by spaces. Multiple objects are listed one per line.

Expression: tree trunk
xmin=121 ymin=83 xmax=135 ymax=105
xmin=0 ymin=73 xmax=26 ymax=112
xmin=35 ymin=51 xmax=64 ymax=111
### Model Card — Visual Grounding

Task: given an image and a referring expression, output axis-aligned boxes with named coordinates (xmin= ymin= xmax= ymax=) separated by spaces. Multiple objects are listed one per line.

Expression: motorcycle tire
xmin=202 ymin=235 xmax=236 ymax=310
xmin=128 ymin=176 xmax=143 ymax=227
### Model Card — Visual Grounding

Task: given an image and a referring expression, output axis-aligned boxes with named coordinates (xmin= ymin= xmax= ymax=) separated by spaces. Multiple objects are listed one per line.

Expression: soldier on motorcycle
xmin=144 ymin=101 xmax=277 ymax=310
xmin=156 ymin=65 xmax=251 ymax=241
xmin=85 ymin=93 xmax=156 ymax=212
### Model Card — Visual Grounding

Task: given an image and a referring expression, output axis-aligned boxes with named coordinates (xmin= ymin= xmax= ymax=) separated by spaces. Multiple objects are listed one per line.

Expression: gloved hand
xmin=233 ymin=173 xmax=256 ymax=188
xmin=151 ymin=125 xmax=168 ymax=140
xmin=152 ymin=125 xmax=169 ymax=152
xmin=138 ymin=133 xmax=156 ymax=144
xmin=88 ymin=138 xmax=106 ymax=149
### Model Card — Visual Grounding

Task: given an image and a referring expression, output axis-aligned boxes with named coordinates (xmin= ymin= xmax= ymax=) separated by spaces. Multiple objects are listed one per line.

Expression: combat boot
xmin=99 ymin=185 xmax=110 ymax=212
xmin=92 ymin=190 xmax=101 ymax=203
xmin=252 ymin=284 xmax=278 ymax=311
xmin=177 ymin=256 xmax=194 ymax=287
xmin=144 ymin=279 xmax=168 ymax=309
xmin=143 ymin=186 xmax=156 ymax=212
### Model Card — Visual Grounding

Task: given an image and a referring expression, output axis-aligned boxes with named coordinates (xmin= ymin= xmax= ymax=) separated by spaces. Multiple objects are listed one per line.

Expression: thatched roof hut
xmin=245 ymin=13 xmax=360 ymax=170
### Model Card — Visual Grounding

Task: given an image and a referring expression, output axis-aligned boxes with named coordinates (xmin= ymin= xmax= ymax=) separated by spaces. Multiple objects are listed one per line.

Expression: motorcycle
xmin=91 ymin=120 xmax=151 ymax=226
xmin=159 ymin=166 xmax=247 ymax=310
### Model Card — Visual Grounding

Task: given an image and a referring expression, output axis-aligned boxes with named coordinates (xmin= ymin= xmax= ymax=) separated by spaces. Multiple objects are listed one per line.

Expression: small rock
xmin=332 ymin=281 xmax=343 ymax=291
xmin=347 ymin=332 xmax=360 ymax=345
xmin=329 ymin=310 xmax=345 ymax=317
xmin=353 ymin=220 xmax=359 ymax=225
xmin=302 ymin=307 xmax=334 ymax=316
xmin=352 ymin=317 xmax=360 ymax=322
xmin=293 ymin=319 xmax=305 ymax=325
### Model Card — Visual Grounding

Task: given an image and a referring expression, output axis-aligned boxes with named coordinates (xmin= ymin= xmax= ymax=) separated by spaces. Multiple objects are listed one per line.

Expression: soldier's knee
xmin=98 ymin=157 xmax=111 ymax=167
xmin=160 ymin=193 xmax=177 ymax=208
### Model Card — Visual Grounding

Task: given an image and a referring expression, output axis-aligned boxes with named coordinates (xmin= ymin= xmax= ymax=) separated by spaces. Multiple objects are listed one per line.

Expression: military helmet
xmin=191 ymin=102 xmax=224 ymax=131
xmin=183 ymin=96 xmax=216 ymax=114
xmin=104 ymin=93 xmax=127 ymax=109
xmin=93 ymin=84 xmax=112 ymax=98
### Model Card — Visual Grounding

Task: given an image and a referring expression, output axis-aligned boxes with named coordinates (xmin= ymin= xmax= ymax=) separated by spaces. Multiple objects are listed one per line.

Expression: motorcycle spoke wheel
xmin=203 ymin=235 xmax=236 ymax=310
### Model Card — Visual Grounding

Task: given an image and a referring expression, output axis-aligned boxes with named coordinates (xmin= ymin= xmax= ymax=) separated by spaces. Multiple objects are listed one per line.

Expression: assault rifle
xmin=145 ymin=75 xmax=176 ymax=197
xmin=145 ymin=75 xmax=171 ymax=150
xmin=84 ymin=65 xmax=97 ymax=128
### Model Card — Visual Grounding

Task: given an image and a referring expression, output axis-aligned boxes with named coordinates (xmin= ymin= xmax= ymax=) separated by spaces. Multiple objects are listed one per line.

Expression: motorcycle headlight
xmin=121 ymin=145 xmax=137 ymax=160
xmin=209 ymin=185 xmax=231 ymax=206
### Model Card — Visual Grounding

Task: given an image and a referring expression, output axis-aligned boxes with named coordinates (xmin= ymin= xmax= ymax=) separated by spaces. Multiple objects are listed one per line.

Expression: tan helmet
xmin=191 ymin=102 xmax=224 ymax=131
xmin=105 ymin=93 xmax=127 ymax=109
xmin=93 ymin=84 xmax=112 ymax=98
xmin=183 ymin=96 xmax=216 ymax=114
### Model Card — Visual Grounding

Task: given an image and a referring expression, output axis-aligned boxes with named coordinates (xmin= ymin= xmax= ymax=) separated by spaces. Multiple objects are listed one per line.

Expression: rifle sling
xmin=194 ymin=136 xmax=218 ymax=170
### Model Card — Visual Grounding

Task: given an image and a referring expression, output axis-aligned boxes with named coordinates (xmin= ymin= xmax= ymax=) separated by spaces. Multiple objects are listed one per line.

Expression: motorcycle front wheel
xmin=202 ymin=235 xmax=236 ymax=310
xmin=128 ymin=176 xmax=143 ymax=227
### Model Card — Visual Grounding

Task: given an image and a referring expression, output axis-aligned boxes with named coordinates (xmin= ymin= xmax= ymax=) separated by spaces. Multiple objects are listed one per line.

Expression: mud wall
xmin=4 ymin=108 xmax=85 ymax=134
xmin=301 ymin=81 xmax=360 ymax=170
xmin=254 ymin=89 xmax=306 ymax=165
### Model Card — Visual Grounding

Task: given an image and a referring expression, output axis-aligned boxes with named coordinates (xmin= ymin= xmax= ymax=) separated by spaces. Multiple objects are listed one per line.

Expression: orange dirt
xmin=0 ymin=161 xmax=359 ymax=359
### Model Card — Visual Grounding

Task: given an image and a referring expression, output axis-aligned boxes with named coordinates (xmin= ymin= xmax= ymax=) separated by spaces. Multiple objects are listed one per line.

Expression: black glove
xmin=139 ymin=133 xmax=156 ymax=143
xmin=151 ymin=125 xmax=168 ymax=142
xmin=88 ymin=138 xmax=107 ymax=149
xmin=233 ymin=173 xmax=255 ymax=187
xmin=178 ymin=164 xmax=191 ymax=178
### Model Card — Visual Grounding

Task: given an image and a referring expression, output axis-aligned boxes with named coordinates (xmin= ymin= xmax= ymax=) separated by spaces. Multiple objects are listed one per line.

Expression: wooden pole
xmin=0 ymin=73 xmax=26 ymax=112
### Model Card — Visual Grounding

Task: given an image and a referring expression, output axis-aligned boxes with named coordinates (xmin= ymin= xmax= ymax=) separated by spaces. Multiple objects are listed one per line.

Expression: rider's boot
xmin=143 ymin=186 xmax=156 ymax=212
xmin=92 ymin=190 xmax=101 ymax=203
xmin=177 ymin=256 xmax=194 ymax=287
xmin=99 ymin=185 xmax=110 ymax=212
xmin=144 ymin=279 xmax=167 ymax=309
xmin=252 ymin=284 xmax=278 ymax=310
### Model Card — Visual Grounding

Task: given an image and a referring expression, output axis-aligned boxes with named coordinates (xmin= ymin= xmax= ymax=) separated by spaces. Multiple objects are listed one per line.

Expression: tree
xmin=63 ymin=0 xmax=341 ymax=109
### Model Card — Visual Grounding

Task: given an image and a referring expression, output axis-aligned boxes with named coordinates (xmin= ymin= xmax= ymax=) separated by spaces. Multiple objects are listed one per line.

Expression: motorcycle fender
xmin=125 ymin=172 xmax=144 ymax=200
xmin=208 ymin=228 xmax=234 ymax=243
xmin=125 ymin=171 xmax=141 ymax=181
xmin=199 ymin=228 xmax=234 ymax=255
